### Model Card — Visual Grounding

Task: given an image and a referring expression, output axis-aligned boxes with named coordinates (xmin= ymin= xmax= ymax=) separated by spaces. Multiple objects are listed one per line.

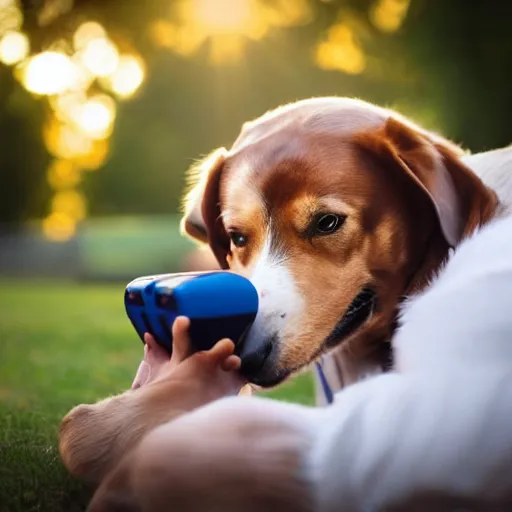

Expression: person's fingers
xmin=220 ymin=354 xmax=241 ymax=372
xmin=131 ymin=360 xmax=150 ymax=389
xmin=144 ymin=333 xmax=170 ymax=368
xmin=170 ymin=316 xmax=192 ymax=365
xmin=204 ymin=338 xmax=236 ymax=366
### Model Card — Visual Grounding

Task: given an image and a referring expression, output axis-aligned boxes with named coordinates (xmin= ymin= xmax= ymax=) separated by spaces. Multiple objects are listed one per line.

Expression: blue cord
xmin=315 ymin=360 xmax=334 ymax=405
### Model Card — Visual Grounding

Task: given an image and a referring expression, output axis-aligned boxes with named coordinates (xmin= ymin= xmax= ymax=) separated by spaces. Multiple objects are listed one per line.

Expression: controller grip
xmin=125 ymin=271 xmax=259 ymax=353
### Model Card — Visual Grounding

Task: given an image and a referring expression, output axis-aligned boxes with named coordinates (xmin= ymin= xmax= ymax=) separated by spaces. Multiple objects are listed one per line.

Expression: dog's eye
xmin=314 ymin=214 xmax=345 ymax=235
xmin=229 ymin=231 xmax=248 ymax=248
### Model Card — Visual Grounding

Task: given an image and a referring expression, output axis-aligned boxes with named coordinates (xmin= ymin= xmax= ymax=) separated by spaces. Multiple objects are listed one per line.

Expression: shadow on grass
xmin=0 ymin=407 xmax=92 ymax=512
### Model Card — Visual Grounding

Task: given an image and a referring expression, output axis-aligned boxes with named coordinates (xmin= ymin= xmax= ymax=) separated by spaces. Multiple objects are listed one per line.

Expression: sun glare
xmin=370 ymin=0 xmax=410 ymax=33
xmin=157 ymin=0 xmax=312 ymax=63
xmin=51 ymin=190 xmax=87 ymax=222
xmin=42 ymin=212 xmax=77 ymax=242
xmin=44 ymin=119 xmax=94 ymax=160
xmin=5 ymin=14 xmax=146 ymax=242
xmin=79 ymin=36 xmax=119 ymax=77
xmin=107 ymin=55 xmax=145 ymax=99
xmin=0 ymin=30 xmax=29 ymax=65
xmin=74 ymin=94 xmax=116 ymax=140
xmin=47 ymin=159 xmax=81 ymax=190
xmin=73 ymin=21 xmax=106 ymax=51
xmin=74 ymin=139 xmax=109 ymax=171
xmin=22 ymin=51 xmax=79 ymax=95
xmin=315 ymin=23 xmax=366 ymax=75
xmin=0 ymin=1 xmax=23 ymax=35
xmin=191 ymin=0 xmax=253 ymax=35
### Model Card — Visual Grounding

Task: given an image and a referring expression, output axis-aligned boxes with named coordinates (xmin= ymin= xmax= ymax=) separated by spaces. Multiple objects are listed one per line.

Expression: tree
xmin=1 ymin=0 xmax=510 ymax=228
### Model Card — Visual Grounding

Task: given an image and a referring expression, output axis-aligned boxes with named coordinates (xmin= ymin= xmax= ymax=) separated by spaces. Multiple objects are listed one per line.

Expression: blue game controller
xmin=124 ymin=271 xmax=259 ymax=353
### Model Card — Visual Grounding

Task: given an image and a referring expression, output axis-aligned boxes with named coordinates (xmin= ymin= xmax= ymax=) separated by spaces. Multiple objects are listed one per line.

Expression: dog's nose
xmin=239 ymin=339 xmax=273 ymax=381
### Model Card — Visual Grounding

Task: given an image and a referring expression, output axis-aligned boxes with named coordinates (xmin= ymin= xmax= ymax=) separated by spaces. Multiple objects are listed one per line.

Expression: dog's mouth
xmin=323 ymin=287 xmax=377 ymax=348
xmin=240 ymin=286 xmax=377 ymax=387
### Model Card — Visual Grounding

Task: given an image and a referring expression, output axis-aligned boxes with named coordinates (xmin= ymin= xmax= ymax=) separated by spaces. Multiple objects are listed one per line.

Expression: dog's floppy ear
xmin=356 ymin=117 xmax=498 ymax=247
xmin=180 ymin=148 xmax=230 ymax=268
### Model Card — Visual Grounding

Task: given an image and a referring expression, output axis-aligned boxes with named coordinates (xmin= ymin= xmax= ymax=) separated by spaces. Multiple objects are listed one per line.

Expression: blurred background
xmin=0 ymin=1 xmax=511 ymax=509
xmin=0 ymin=0 xmax=511 ymax=280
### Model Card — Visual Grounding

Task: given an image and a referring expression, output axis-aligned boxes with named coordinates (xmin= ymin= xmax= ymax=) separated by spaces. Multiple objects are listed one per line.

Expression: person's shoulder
xmin=394 ymin=213 xmax=512 ymax=372
xmin=442 ymin=213 xmax=512 ymax=283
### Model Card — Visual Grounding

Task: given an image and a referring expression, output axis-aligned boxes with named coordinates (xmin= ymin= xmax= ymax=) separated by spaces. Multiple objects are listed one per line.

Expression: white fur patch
xmin=244 ymin=231 xmax=305 ymax=352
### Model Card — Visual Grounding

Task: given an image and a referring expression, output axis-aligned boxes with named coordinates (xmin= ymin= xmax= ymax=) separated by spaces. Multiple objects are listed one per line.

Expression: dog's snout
xmin=240 ymin=339 xmax=273 ymax=381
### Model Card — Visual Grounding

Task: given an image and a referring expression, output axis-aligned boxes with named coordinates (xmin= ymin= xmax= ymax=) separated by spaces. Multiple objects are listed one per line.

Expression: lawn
xmin=0 ymin=279 xmax=314 ymax=512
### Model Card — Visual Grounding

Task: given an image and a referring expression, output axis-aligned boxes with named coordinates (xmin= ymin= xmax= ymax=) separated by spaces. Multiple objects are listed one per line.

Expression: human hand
xmin=131 ymin=317 xmax=247 ymax=397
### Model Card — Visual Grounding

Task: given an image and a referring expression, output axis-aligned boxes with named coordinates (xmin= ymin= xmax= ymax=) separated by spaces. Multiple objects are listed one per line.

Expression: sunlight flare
xmin=22 ymin=51 xmax=80 ymax=95
xmin=0 ymin=30 xmax=29 ymax=65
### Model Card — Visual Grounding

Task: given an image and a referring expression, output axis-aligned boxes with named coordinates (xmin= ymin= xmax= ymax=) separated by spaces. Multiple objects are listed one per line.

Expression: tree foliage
xmin=1 ymin=0 xmax=511 ymax=225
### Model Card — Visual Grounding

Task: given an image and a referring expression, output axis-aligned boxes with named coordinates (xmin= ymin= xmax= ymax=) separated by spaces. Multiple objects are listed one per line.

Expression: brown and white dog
xmin=180 ymin=97 xmax=503 ymax=393
xmin=88 ymin=210 xmax=512 ymax=512
xmin=60 ymin=97 xmax=512 ymax=511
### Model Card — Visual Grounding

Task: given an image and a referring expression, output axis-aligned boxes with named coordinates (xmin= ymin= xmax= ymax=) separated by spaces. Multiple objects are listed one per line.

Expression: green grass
xmin=0 ymin=279 xmax=314 ymax=512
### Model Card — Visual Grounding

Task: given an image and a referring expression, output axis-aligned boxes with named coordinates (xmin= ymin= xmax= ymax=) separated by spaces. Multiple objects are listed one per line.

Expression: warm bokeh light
xmin=156 ymin=0 xmax=312 ymax=63
xmin=74 ymin=139 xmax=109 ymax=171
xmin=0 ymin=1 xmax=23 ymax=36
xmin=79 ymin=36 xmax=119 ymax=77
xmin=370 ymin=0 xmax=410 ymax=33
xmin=51 ymin=190 xmax=87 ymax=221
xmin=43 ymin=105 xmax=112 ymax=177
xmin=192 ymin=0 xmax=253 ymax=35
xmin=210 ymin=35 xmax=245 ymax=64
xmin=50 ymin=90 xmax=86 ymax=124
xmin=73 ymin=21 xmax=106 ymax=51
xmin=2 ymin=12 xmax=147 ymax=241
xmin=106 ymin=54 xmax=145 ymax=98
xmin=73 ymin=94 xmax=116 ymax=140
xmin=22 ymin=52 xmax=80 ymax=95
xmin=150 ymin=19 xmax=203 ymax=56
xmin=149 ymin=20 xmax=176 ymax=50
xmin=42 ymin=212 xmax=77 ymax=242
xmin=46 ymin=37 xmax=73 ymax=55
xmin=262 ymin=0 xmax=313 ymax=28
xmin=0 ymin=30 xmax=29 ymax=65
xmin=315 ymin=23 xmax=366 ymax=75
xmin=44 ymin=118 xmax=94 ymax=160
xmin=69 ymin=55 xmax=95 ymax=90
xmin=47 ymin=159 xmax=81 ymax=189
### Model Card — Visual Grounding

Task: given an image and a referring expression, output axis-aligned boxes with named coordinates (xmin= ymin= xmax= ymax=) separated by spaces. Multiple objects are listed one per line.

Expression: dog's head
xmin=181 ymin=98 xmax=497 ymax=387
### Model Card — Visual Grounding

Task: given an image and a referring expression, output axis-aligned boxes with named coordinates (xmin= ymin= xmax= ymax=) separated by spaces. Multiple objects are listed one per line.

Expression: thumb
xmin=202 ymin=339 xmax=237 ymax=367
xmin=132 ymin=360 xmax=150 ymax=389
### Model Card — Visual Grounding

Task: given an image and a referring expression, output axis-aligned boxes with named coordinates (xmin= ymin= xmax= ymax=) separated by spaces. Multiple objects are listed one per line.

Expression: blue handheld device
xmin=124 ymin=271 xmax=259 ymax=353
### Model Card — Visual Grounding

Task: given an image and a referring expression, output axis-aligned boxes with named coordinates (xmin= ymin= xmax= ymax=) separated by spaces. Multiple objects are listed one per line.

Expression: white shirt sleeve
xmin=311 ymin=369 xmax=512 ymax=511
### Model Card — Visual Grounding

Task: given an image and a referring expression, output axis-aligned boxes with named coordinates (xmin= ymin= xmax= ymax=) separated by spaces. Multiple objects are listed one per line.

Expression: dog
xmin=180 ymin=97 xmax=506 ymax=394
xmin=60 ymin=98 xmax=512 ymax=509
xmin=87 ymin=211 xmax=512 ymax=512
